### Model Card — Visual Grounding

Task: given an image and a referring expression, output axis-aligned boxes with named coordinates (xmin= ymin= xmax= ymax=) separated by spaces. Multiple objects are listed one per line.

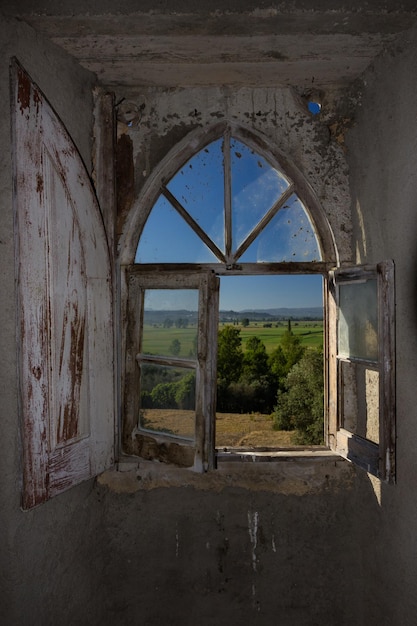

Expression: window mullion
xmin=162 ymin=186 xmax=227 ymax=263
xmin=223 ymin=128 xmax=232 ymax=261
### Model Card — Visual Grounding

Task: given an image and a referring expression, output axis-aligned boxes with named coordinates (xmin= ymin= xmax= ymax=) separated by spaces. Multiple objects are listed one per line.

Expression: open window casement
xmin=328 ymin=261 xmax=395 ymax=482
xmin=11 ymin=60 xmax=115 ymax=509
xmin=123 ymin=268 xmax=219 ymax=471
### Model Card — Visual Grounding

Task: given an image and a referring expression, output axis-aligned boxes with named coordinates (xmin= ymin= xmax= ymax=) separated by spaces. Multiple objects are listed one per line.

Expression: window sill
xmin=216 ymin=446 xmax=339 ymax=462
xmin=97 ymin=450 xmax=354 ymax=496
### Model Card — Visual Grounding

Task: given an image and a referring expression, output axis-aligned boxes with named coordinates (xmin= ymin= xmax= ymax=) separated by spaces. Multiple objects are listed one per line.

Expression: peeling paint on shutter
xmin=11 ymin=60 xmax=115 ymax=508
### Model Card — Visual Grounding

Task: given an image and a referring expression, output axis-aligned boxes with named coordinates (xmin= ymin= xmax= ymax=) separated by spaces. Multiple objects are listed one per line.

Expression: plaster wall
xmin=347 ymin=25 xmax=417 ymax=625
xmin=0 ymin=12 xmax=406 ymax=626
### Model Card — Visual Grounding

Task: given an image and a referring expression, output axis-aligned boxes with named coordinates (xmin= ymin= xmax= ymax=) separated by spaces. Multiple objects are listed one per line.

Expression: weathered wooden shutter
xmin=11 ymin=60 xmax=115 ymax=508
xmin=327 ymin=261 xmax=395 ymax=482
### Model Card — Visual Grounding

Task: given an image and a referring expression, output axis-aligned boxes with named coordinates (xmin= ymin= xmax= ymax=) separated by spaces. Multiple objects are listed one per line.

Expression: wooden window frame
xmin=122 ymin=267 xmax=219 ymax=471
xmin=327 ymin=261 xmax=396 ymax=482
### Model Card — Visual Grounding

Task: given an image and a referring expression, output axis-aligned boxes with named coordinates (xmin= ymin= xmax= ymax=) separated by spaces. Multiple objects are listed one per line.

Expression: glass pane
xmin=340 ymin=360 xmax=379 ymax=443
xmin=139 ymin=363 xmax=195 ymax=441
xmin=231 ymin=138 xmax=291 ymax=249
xmin=142 ymin=289 xmax=199 ymax=358
xmin=167 ymin=138 xmax=225 ymax=252
xmin=239 ymin=194 xmax=321 ymax=262
xmin=135 ymin=195 xmax=217 ymax=263
xmin=338 ymin=279 xmax=378 ymax=361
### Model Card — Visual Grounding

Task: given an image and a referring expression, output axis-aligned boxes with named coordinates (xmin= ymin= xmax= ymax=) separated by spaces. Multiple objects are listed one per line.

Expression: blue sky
xmin=136 ymin=135 xmax=323 ymax=311
xmin=219 ymin=274 xmax=323 ymax=311
xmin=144 ymin=275 xmax=323 ymax=312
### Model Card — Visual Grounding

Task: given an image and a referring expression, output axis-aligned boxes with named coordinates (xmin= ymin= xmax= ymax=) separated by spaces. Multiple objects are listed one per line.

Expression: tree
xmin=241 ymin=336 xmax=277 ymax=412
xmin=269 ymin=321 xmax=305 ymax=387
xmin=273 ymin=347 xmax=324 ymax=444
xmin=169 ymin=338 xmax=181 ymax=356
xmin=241 ymin=317 xmax=250 ymax=327
xmin=151 ymin=382 xmax=176 ymax=408
xmin=217 ymin=325 xmax=243 ymax=386
xmin=175 ymin=318 xmax=189 ymax=328
xmin=241 ymin=336 xmax=269 ymax=382
xmin=216 ymin=325 xmax=244 ymax=412
xmin=174 ymin=373 xmax=196 ymax=410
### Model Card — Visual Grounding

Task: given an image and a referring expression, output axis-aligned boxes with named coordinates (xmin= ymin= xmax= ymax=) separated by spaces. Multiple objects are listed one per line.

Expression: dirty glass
xmin=239 ymin=194 xmax=321 ymax=262
xmin=135 ymin=135 xmax=321 ymax=265
xmin=142 ymin=288 xmax=199 ymax=358
xmin=139 ymin=363 xmax=195 ymax=441
xmin=338 ymin=279 xmax=378 ymax=361
xmin=231 ymin=138 xmax=291 ymax=249
xmin=135 ymin=195 xmax=217 ymax=263
xmin=340 ymin=360 xmax=379 ymax=443
xmin=167 ymin=138 xmax=225 ymax=252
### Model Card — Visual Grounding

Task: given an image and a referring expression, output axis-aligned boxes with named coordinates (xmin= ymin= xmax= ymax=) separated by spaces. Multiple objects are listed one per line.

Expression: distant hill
xmin=145 ymin=307 xmax=323 ymax=324
xmin=144 ymin=309 xmax=198 ymax=325
xmin=240 ymin=307 xmax=323 ymax=319
xmin=220 ymin=307 xmax=322 ymax=321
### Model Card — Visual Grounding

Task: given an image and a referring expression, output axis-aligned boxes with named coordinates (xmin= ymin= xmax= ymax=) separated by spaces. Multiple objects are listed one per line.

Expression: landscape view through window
xmin=140 ymin=274 xmax=324 ymax=449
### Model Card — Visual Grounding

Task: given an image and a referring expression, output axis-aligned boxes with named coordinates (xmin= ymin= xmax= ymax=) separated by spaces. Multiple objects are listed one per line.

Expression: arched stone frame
xmin=119 ymin=122 xmax=344 ymax=468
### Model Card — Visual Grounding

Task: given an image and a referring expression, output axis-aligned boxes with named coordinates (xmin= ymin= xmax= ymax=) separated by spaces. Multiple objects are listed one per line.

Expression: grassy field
xmin=141 ymin=408 xmax=297 ymax=447
xmin=142 ymin=320 xmax=323 ymax=357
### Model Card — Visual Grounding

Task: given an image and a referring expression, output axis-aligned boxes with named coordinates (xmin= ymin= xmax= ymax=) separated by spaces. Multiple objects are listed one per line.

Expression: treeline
xmin=217 ymin=321 xmax=324 ymax=444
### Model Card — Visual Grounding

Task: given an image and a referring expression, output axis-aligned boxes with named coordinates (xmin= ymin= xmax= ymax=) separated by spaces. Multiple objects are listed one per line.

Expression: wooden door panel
xmin=12 ymin=60 xmax=115 ymax=508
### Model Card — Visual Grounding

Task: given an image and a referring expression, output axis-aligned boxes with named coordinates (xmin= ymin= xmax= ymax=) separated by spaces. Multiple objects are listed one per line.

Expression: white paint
xmin=247 ymin=510 xmax=259 ymax=573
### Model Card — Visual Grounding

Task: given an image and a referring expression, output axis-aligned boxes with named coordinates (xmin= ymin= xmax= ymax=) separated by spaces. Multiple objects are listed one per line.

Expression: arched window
xmin=136 ymin=133 xmax=323 ymax=265
xmin=122 ymin=124 xmax=395 ymax=482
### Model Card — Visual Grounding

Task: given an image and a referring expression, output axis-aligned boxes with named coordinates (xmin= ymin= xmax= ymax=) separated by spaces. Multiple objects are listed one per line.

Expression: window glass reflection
xmin=239 ymin=195 xmax=321 ymax=262
xmin=340 ymin=360 xmax=379 ymax=443
xmin=338 ymin=279 xmax=378 ymax=361
xmin=231 ymin=138 xmax=291 ymax=249
xmin=135 ymin=195 xmax=217 ymax=263
xmin=167 ymin=138 xmax=225 ymax=252
xmin=142 ymin=289 xmax=199 ymax=358
xmin=139 ymin=363 xmax=195 ymax=441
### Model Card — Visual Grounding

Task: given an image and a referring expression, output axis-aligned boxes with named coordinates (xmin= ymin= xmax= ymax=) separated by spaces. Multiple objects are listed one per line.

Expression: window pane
xmin=139 ymin=364 xmax=195 ymax=440
xmin=231 ymin=138 xmax=291 ymax=249
xmin=239 ymin=194 xmax=321 ymax=262
xmin=167 ymin=138 xmax=225 ymax=252
xmin=142 ymin=289 xmax=199 ymax=358
xmin=338 ymin=279 xmax=378 ymax=361
xmin=135 ymin=195 xmax=217 ymax=263
xmin=340 ymin=360 xmax=379 ymax=444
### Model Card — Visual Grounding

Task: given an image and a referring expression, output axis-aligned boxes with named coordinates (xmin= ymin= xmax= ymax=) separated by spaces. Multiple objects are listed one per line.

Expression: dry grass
xmin=141 ymin=408 xmax=297 ymax=448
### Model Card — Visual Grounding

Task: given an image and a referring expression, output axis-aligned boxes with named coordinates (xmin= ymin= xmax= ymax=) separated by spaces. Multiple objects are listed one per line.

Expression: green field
xmin=142 ymin=320 xmax=323 ymax=358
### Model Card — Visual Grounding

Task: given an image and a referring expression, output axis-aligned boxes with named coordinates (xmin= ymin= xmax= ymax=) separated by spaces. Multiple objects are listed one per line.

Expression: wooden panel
xmin=123 ymin=269 xmax=219 ymax=471
xmin=11 ymin=60 xmax=114 ymax=508
xmin=328 ymin=261 xmax=395 ymax=482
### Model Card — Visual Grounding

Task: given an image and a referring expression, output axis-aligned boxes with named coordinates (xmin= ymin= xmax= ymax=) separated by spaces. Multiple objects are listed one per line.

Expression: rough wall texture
xmin=3 ymin=10 xmax=417 ymax=626
xmin=347 ymin=25 xmax=417 ymax=626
